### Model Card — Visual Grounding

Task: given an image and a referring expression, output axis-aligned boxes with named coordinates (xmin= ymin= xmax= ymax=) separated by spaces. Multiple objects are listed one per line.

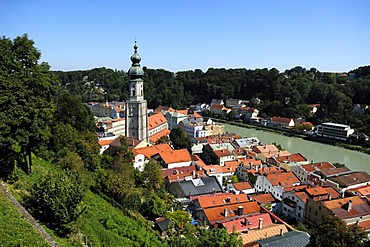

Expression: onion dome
xmin=128 ymin=41 xmax=144 ymax=79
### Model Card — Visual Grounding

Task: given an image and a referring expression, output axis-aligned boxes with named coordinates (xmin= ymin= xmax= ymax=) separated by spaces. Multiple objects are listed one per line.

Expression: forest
xmin=53 ymin=64 xmax=370 ymax=137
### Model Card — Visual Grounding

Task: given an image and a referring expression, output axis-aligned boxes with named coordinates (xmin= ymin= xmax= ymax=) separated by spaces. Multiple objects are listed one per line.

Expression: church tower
xmin=125 ymin=42 xmax=148 ymax=141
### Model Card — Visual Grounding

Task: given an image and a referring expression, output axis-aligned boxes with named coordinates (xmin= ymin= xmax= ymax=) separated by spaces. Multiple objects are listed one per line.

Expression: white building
xmin=316 ymin=122 xmax=354 ymax=141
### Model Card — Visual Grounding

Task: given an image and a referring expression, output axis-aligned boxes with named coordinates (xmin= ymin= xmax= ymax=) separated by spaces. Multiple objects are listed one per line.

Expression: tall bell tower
xmin=125 ymin=41 xmax=148 ymax=141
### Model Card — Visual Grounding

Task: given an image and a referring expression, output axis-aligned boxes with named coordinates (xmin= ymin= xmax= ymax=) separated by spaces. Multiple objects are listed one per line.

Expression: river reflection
xmin=225 ymin=124 xmax=370 ymax=172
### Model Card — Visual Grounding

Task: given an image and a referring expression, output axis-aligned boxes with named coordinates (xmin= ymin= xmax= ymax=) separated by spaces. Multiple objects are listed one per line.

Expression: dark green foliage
xmin=142 ymin=159 xmax=164 ymax=190
xmin=27 ymin=172 xmax=86 ymax=236
xmin=307 ymin=216 xmax=368 ymax=247
xmin=0 ymin=34 xmax=57 ymax=175
xmin=170 ymin=127 xmax=192 ymax=151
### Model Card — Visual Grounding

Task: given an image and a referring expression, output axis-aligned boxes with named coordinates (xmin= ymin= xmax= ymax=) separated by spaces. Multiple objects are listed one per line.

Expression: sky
xmin=1 ymin=0 xmax=369 ymax=73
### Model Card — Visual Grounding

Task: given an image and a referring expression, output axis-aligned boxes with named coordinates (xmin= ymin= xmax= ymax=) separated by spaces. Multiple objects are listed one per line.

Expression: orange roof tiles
xmin=98 ymin=138 xmax=116 ymax=147
xmin=133 ymin=143 xmax=172 ymax=158
xmin=233 ymin=182 xmax=253 ymax=191
xmin=195 ymin=193 xmax=249 ymax=209
xmin=293 ymin=191 xmax=310 ymax=203
xmin=149 ymin=129 xmax=170 ymax=143
xmin=148 ymin=113 xmax=167 ymax=130
xmin=222 ymin=213 xmax=273 ymax=233
xmin=239 ymin=224 xmax=289 ymax=246
xmin=192 ymin=154 xmax=207 ymax=167
xmin=358 ymin=219 xmax=370 ymax=231
xmin=162 ymin=166 xmax=197 ymax=178
xmin=203 ymin=201 xmax=261 ymax=223
xmin=351 ymin=185 xmax=370 ymax=197
xmin=284 ymin=185 xmax=309 ymax=193
xmin=249 ymin=193 xmax=275 ymax=205
xmin=266 ymin=171 xmax=300 ymax=187
xmin=253 ymin=145 xmax=279 ymax=154
xmin=323 ymin=196 xmax=370 ymax=219
xmin=305 ymin=186 xmax=329 ymax=197
xmin=159 ymin=149 xmax=192 ymax=164
xmin=213 ymin=149 xmax=232 ymax=157
xmin=274 ymin=153 xmax=307 ymax=163
xmin=301 ymin=162 xmax=335 ymax=173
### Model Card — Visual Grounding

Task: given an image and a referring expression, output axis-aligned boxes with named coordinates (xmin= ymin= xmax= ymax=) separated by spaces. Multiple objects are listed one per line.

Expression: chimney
xmin=280 ymin=228 xmax=284 ymax=236
xmin=258 ymin=218 xmax=263 ymax=229
xmin=192 ymin=170 xmax=196 ymax=178
xmin=242 ymin=217 xmax=247 ymax=226
xmin=328 ymin=193 xmax=332 ymax=200
xmin=237 ymin=206 xmax=244 ymax=216
xmin=346 ymin=200 xmax=353 ymax=212
xmin=224 ymin=208 xmax=228 ymax=218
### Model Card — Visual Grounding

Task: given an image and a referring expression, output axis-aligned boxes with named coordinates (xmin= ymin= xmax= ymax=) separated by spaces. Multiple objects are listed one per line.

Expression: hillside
xmin=0 ymin=185 xmax=49 ymax=247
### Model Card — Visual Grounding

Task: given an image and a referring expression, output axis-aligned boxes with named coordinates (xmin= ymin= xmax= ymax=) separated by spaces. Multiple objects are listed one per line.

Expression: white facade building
xmin=316 ymin=122 xmax=354 ymax=141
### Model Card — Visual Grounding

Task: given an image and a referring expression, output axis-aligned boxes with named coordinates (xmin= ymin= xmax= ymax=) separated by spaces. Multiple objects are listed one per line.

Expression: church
xmin=125 ymin=42 xmax=149 ymax=142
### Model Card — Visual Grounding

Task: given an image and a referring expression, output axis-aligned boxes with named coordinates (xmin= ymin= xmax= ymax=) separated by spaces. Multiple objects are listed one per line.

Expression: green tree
xmin=198 ymin=228 xmax=241 ymax=247
xmin=307 ymin=216 xmax=368 ymax=247
xmin=0 ymin=34 xmax=57 ymax=174
xmin=169 ymin=127 xmax=192 ymax=151
xmin=142 ymin=159 xmax=164 ymax=190
xmin=28 ymin=172 xmax=86 ymax=236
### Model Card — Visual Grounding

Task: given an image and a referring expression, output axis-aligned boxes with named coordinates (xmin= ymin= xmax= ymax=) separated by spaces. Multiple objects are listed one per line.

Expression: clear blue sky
xmin=1 ymin=0 xmax=369 ymax=72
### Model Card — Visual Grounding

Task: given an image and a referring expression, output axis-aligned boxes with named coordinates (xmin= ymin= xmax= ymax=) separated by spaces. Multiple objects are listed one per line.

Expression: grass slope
xmin=8 ymin=156 xmax=167 ymax=247
xmin=0 ymin=188 xmax=49 ymax=247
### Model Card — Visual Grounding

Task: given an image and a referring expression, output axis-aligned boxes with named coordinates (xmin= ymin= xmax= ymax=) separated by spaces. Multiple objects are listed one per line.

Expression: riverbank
xmin=214 ymin=118 xmax=370 ymax=155
xmin=223 ymin=123 xmax=370 ymax=172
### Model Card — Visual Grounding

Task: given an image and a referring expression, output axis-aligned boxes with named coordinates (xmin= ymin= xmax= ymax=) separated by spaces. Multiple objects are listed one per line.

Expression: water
xmin=225 ymin=124 xmax=370 ymax=172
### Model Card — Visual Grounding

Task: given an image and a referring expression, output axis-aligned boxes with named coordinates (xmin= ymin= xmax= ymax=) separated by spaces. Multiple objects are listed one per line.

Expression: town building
xmin=316 ymin=122 xmax=355 ymax=141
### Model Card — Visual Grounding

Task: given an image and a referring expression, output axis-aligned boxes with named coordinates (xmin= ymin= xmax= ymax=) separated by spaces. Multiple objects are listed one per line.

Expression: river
xmin=225 ymin=124 xmax=370 ymax=173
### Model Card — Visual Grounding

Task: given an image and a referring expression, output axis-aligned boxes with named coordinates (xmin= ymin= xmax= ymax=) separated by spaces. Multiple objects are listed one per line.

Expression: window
xmin=319 ymin=206 xmax=322 ymax=210
xmin=315 ymin=211 xmax=317 ymax=216
xmin=309 ymin=207 xmax=311 ymax=212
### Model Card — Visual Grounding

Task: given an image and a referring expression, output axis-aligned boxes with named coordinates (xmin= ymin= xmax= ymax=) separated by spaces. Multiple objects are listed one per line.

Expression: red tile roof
xmin=300 ymin=162 xmax=335 ymax=173
xmin=159 ymin=149 xmax=192 ymax=164
xmin=214 ymin=149 xmax=232 ymax=158
xmin=273 ymin=153 xmax=307 ymax=163
xmin=350 ymin=185 xmax=370 ymax=197
xmin=323 ymin=196 xmax=370 ymax=219
xmin=319 ymin=167 xmax=351 ymax=177
xmin=233 ymin=182 xmax=253 ymax=191
xmin=203 ymin=201 xmax=261 ymax=223
xmin=249 ymin=193 xmax=275 ymax=205
xmin=252 ymin=145 xmax=279 ymax=154
xmin=98 ymin=138 xmax=116 ymax=147
xmin=148 ymin=113 xmax=167 ymax=130
xmin=266 ymin=171 xmax=300 ymax=187
xmin=149 ymin=129 xmax=170 ymax=143
xmin=195 ymin=193 xmax=249 ymax=209
xmin=221 ymin=213 xmax=273 ymax=233
xmin=162 ymin=166 xmax=196 ymax=178
xmin=133 ymin=143 xmax=172 ymax=158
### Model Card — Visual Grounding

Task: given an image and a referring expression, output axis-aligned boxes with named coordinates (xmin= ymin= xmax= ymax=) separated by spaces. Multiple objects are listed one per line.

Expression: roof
xmin=194 ymin=193 xmax=249 ymax=209
xmin=176 ymin=109 xmax=202 ymax=118
xmin=203 ymin=201 xmax=261 ymax=223
xmin=318 ymin=166 xmax=351 ymax=177
xmin=221 ymin=213 xmax=273 ymax=233
xmin=162 ymin=165 xmax=196 ymax=178
xmin=233 ymin=181 xmax=253 ymax=191
xmin=240 ymin=224 xmax=289 ymax=246
xmin=149 ymin=129 xmax=171 ymax=143
xmin=159 ymin=149 xmax=192 ymax=165
xmin=213 ymin=149 xmax=232 ymax=158
xmin=98 ymin=138 xmax=116 ymax=147
xmin=266 ymin=172 xmax=300 ymax=187
xmin=305 ymin=186 xmax=329 ymax=197
xmin=167 ymin=170 xmax=206 ymax=183
xmin=249 ymin=193 xmax=275 ymax=205
xmin=270 ymin=116 xmax=293 ymax=124
xmin=133 ymin=143 xmax=172 ymax=158
xmin=300 ymin=162 xmax=335 ymax=173
xmin=330 ymin=172 xmax=370 ymax=187
xmin=148 ymin=113 xmax=167 ymax=130
xmin=358 ymin=219 xmax=370 ymax=231
xmin=350 ymin=184 xmax=370 ymax=197
xmin=192 ymin=154 xmax=207 ymax=167
xmin=177 ymin=176 xmax=222 ymax=197
xmin=256 ymin=230 xmax=310 ymax=247
xmin=273 ymin=153 xmax=307 ymax=163
xmin=253 ymin=145 xmax=279 ymax=154
xmin=323 ymin=195 xmax=370 ymax=219
xmin=154 ymin=105 xmax=175 ymax=113
xmin=292 ymin=191 xmax=310 ymax=203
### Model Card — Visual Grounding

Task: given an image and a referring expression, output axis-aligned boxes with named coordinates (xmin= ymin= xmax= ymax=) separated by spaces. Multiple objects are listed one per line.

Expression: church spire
xmin=128 ymin=41 xmax=144 ymax=80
